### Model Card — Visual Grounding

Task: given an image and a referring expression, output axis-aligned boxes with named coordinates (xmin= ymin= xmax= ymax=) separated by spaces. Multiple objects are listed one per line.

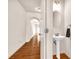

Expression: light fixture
xmin=35 ymin=7 xmax=41 ymax=12
xmin=53 ymin=1 xmax=61 ymax=12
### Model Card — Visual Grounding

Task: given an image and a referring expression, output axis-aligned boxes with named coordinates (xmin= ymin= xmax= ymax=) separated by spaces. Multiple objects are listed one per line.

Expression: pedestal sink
xmin=53 ymin=34 xmax=65 ymax=59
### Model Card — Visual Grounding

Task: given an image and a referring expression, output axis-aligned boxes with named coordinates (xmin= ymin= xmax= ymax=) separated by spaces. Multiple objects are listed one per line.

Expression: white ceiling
xmin=18 ymin=0 xmax=41 ymax=13
xmin=9 ymin=0 xmax=64 ymax=13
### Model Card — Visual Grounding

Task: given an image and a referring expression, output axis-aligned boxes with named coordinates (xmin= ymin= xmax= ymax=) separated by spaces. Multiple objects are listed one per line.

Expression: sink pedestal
xmin=53 ymin=35 xmax=65 ymax=59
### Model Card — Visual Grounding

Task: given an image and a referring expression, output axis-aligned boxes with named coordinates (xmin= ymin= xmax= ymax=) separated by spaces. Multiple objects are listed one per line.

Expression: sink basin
xmin=53 ymin=34 xmax=65 ymax=40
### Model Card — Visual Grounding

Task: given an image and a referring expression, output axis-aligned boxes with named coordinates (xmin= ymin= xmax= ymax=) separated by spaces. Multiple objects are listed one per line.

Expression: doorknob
xmin=45 ymin=28 xmax=49 ymax=33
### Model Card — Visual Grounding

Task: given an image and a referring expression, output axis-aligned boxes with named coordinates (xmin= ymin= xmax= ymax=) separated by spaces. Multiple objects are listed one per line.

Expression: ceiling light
xmin=35 ymin=7 xmax=41 ymax=12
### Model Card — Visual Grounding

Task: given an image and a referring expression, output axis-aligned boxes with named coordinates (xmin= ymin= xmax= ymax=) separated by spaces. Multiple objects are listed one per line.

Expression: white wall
xmin=9 ymin=0 xmax=27 ymax=57
xmin=64 ymin=0 xmax=71 ymax=57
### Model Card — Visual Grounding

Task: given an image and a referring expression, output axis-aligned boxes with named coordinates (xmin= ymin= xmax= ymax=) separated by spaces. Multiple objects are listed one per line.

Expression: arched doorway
xmin=31 ymin=17 xmax=40 ymax=35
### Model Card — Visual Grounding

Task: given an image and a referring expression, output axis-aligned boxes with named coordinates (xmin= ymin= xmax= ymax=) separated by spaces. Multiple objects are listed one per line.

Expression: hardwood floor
xmin=9 ymin=35 xmax=40 ymax=59
xmin=53 ymin=53 xmax=70 ymax=59
xmin=9 ymin=35 xmax=70 ymax=59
